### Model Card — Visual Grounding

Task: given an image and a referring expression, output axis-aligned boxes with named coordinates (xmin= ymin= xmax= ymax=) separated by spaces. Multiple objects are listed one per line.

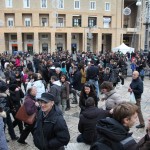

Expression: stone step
xmin=65 ymin=143 xmax=90 ymax=150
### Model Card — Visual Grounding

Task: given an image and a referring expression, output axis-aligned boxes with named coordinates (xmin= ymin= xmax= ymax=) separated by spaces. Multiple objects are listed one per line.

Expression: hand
xmin=35 ymin=102 xmax=39 ymax=107
xmin=109 ymin=109 xmax=113 ymax=114
xmin=128 ymin=87 xmax=132 ymax=92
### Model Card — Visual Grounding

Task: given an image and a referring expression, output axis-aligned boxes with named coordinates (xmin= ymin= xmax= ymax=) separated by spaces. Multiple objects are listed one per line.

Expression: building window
xmin=27 ymin=35 xmax=33 ymax=40
xmin=41 ymin=18 xmax=48 ymax=26
xmin=25 ymin=18 xmax=31 ymax=27
xmin=41 ymin=0 xmax=47 ymax=8
xmin=42 ymin=43 xmax=48 ymax=52
xmin=6 ymin=0 xmax=13 ymax=8
xmin=74 ymin=0 xmax=80 ymax=9
xmin=7 ymin=18 xmax=14 ymax=27
xmin=58 ymin=0 xmax=64 ymax=9
xmin=42 ymin=34 xmax=48 ymax=39
xmin=90 ymin=1 xmax=96 ymax=10
xmin=56 ymin=34 xmax=63 ymax=39
xmin=73 ymin=17 xmax=81 ymax=27
xmin=11 ymin=34 xmax=17 ymax=40
xmin=57 ymin=18 xmax=64 ymax=27
xmin=105 ymin=2 xmax=110 ymax=11
xmin=103 ymin=17 xmax=111 ymax=28
xmin=88 ymin=17 xmax=97 ymax=27
xmin=23 ymin=0 xmax=30 ymax=8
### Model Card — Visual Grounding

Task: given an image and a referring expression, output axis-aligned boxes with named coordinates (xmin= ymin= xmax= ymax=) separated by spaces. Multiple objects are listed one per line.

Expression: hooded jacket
xmin=78 ymin=106 xmax=110 ymax=144
xmin=104 ymin=90 xmax=122 ymax=110
xmin=93 ymin=117 xmax=137 ymax=150
xmin=50 ymin=81 xmax=62 ymax=105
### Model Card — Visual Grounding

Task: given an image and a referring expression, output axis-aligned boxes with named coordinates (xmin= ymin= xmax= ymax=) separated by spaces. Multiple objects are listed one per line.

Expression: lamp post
xmin=136 ymin=0 xmax=150 ymax=54
xmin=143 ymin=0 xmax=150 ymax=53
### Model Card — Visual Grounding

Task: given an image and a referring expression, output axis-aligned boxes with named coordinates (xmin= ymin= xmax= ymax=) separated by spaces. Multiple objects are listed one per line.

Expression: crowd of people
xmin=0 ymin=50 xmax=150 ymax=150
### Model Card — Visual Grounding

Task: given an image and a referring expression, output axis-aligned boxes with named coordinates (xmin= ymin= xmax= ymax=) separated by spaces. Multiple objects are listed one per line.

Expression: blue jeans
xmin=89 ymin=79 xmax=100 ymax=98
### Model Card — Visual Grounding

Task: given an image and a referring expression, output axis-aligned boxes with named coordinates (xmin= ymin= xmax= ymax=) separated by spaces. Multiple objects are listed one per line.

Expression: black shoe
xmin=65 ymin=108 xmax=70 ymax=111
xmin=6 ymin=139 xmax=9 ymax=142
xmin=136 ymin=124 xmax=145 ymax=128
xmin=72 ymin=101 xmax=78 ymax=104
xmin=12 ymin=136 xmax=19 ymax=141
xmin=17 ymin=140 xmax=27 ymax=145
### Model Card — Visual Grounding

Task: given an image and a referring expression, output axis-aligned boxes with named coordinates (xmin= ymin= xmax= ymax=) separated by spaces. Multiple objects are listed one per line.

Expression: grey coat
xmin=0 ymin=117 xmax=8 ymax=150
xmin=105 ymin=90 xmax=123 ymax=110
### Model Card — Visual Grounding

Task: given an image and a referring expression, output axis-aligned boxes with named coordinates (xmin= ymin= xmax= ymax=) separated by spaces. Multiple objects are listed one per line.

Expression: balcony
xmin=126 ymin=28 xmax=137 ymax=33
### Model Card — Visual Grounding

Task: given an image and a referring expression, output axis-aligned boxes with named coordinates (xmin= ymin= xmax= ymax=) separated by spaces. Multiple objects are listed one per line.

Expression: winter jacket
xmin=71 ymin=70 xmax=82 ymax=91
xmin=91 ymin=117 xmax=137 ymax=150
xmin=33 ymin=105 xmax=70 ymax=150
xmin=130 ymin=77 xmax=143 ymax=99
xmin=104 ymin=90 xmax=122 ymax=110
xmin=27 ymin=80 xmax=45 ymax=99
xmin=0 ymin=117 xmax=8 ymax=150
xmin=80 ymin=68 xmax=86 ymax=84
xmin=78 ymin=106 xmax=110 ymax=144
xmin=24 ymin=94 xmax=38 ymax=116
xmin=87 ymin=65 xmax=99 ymax=81
xmin=15 ymin=58 xmax=20 ymax=67
xmin=50 ymin=81 xmax=62 ymax=105
xmin=61 ymin=81 xmax=69 ymax=100
xmin=79 ymin=92 xmax=97 ymax=112
xmin=0 ymin=93 xmax=10 ymax=113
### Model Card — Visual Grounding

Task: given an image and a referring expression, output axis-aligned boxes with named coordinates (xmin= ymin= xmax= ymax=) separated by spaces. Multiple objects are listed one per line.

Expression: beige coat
xmin=80 ymin=69 xmax=86 ymax=84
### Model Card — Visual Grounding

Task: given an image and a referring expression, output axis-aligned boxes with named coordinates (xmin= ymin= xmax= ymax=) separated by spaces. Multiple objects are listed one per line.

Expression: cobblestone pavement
xmin=6 ymin=77 xmax=150 ymax=150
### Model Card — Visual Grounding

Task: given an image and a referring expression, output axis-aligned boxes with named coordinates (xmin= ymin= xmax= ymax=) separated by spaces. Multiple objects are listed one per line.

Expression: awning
xmin=27 ymin=44 xmax=33 ymax=47
xmin=12 ymin=44 xmax=18 ymax=47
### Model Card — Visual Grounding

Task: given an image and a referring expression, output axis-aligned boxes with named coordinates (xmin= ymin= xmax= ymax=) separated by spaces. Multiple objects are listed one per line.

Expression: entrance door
xmin=42 ymin=43 xmax=48 ymax=53
xmin=71 ymin=43 xmax=77 ymax=54
xmin=57 ymin=43 xmax=63 ymax=51
xmin=27 ymin=44 xmax=33 ymax=55
xmin=12 ymin=44 xmax=18 ymax=54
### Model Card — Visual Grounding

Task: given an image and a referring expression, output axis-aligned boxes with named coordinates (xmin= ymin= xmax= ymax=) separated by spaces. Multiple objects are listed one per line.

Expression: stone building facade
xmin=0 ymin=0 xmax=145 ymax=54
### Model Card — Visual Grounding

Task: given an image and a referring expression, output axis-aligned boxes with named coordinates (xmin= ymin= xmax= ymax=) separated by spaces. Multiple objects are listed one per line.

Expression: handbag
xmin=15 ymin=104 xmax=36 ymax=124
xmin=130 ymin=92 xmax=136 ymax=104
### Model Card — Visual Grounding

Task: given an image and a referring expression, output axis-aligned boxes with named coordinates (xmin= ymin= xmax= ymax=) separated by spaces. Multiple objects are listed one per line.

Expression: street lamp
xmin=136 ymin=0 xmax=150 ymax=53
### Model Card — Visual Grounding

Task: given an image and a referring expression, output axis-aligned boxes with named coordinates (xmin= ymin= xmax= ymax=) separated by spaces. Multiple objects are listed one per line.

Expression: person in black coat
xmin=128 ymin=71 xmax=144 ymax=128
xmin=79 ymin=82 xmax=98 ymax=113
xmin=9 ymin=84 xmax=24 ymax=134
xmin=77 ymin=97 xmax=111 ymax=145
xmin=33 ymin=93 xmax=70 ymax=150
xmin=70 ymin=66 xmax=82 ymax=91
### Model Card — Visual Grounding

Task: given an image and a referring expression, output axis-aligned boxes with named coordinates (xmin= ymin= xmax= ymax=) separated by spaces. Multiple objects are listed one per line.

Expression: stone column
xmin=98 ymin=33 xmax=102 ymax=53
xmin=0 ymin=33 xmax=5 ymax=53
xmin=51 ymin=32 xmax=55 ymax=53
xmin=67 ymin=32 xmax=71 ymax=52
xmin=83 ymin=30 xmax=87 ymax=52
xmin=17 ymin=32 xmax=22 ymax=51
xmin=34 ymin=32 xmax=39 ymax=53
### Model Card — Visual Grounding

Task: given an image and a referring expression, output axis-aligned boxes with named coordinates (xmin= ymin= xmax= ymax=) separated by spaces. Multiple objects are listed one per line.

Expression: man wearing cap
xmin=33 ymin=93 xmax=70 ymax=150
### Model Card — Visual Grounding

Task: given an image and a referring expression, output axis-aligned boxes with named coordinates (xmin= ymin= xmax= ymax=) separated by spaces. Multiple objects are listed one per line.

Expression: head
xmin=55 ymin=67 xmax=61 ymax=74
xmin=27 ymin=87 xmax=37 ymax=97
xmin=132 ymin=71 xmax=139 ymax=80
xmin=113 ymin=102 xmax=138 ymax=128
xmin=60 ymin=74 xmax=67 ymax=83
xmin=50 ymin=76 xmax=58 ymax=83
xmin=38 ymin=93 xmax=55 ymax=114
xmin=83 ymin=82 xmax=94 ymax=95
xmin=100 ymin=81 xmax=113 ymax=94
xmin=85 ymin=97 xmax=95 ymax=107
xmin=36 ymin=73 xmax=42 ymax=80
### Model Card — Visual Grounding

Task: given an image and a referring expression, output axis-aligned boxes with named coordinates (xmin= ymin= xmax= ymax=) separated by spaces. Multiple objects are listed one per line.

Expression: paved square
xmin=6 ymin=77 xmax=150 ymax=150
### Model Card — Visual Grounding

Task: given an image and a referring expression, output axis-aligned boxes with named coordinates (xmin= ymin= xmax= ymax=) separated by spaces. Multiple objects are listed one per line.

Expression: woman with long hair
xmin=79 ymin=82 xmax=97 ymax=113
